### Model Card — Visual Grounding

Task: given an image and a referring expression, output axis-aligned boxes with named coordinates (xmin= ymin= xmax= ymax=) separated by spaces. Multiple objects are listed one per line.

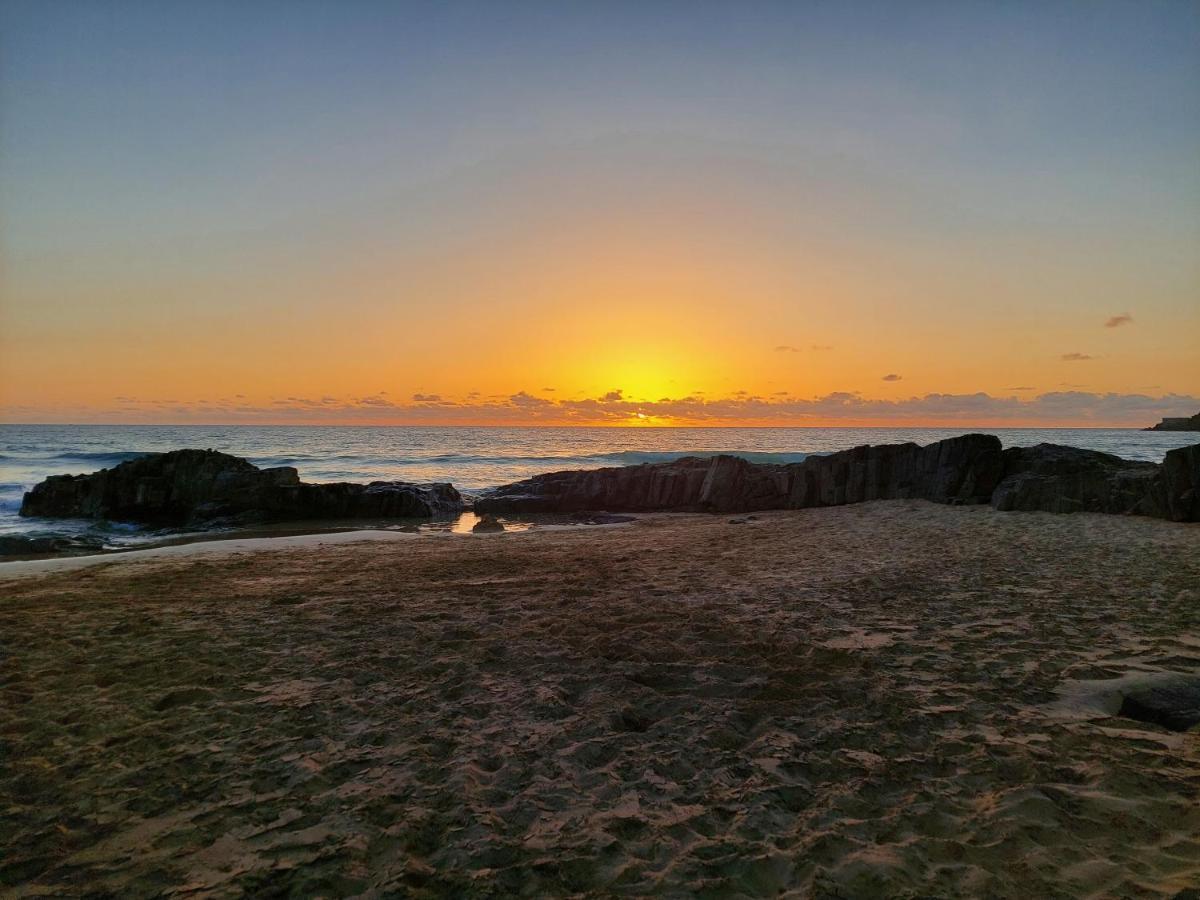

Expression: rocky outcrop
xmin=1162 ymin=444 xmax=1200 ymax=522
xmin=1146 ymin=412 xmax=1200 ymax=432
xmin=475 ymin=434 xmax=1005 ymax=514
xmin=20 ymin=449 xmax=463 ymax=526
xmin=19 ymin=439 xmax=1200 ymax=531
xmin=475 ymin=436 xmax=1200 ymax=522
xmin=989 ymin=444 xmax=1164 ymax=516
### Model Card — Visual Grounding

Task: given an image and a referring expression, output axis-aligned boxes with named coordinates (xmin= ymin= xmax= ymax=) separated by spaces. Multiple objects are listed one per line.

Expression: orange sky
xmin=2 ymin=4 xmax=1198 ymax=427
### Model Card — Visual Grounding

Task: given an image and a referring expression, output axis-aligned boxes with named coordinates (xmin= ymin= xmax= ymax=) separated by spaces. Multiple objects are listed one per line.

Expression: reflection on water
xmin=413 ymin=511 xmax=533 ymax=535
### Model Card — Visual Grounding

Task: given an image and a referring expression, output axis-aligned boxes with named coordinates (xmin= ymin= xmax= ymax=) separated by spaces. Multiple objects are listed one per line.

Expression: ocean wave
xmin=0 ymin=448 xmax=814 ymax=485
xmin=0 ymin=450 xmax=148 ymax=464
xmin=344 ymin=450 xmax=814 ymax=467
xmin=593 ymin=449 xmax=813 ymax=466
xmin=247 ymin=453 xmax=375 ymax=467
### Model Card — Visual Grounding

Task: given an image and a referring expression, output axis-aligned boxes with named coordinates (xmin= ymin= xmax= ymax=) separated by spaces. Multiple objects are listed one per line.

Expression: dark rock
xmin=1146 ymin=412 xmax=1200 ymax=432
xmin=20 ymin=449 xmax=463 ymax=526
xmin=990 ymin=444 xmax=1163 ymax=516
xmin=475 ymin=434 xmax=1004 ymax=515
xmin=0 ymin=534 xmax=106 ymax=557
xmin=1118 ymin=676 xmax=1200 ymax=732
xmin=1162 ymin=444 xmax=1200 ymax=522
xmin=472 ymin=515 xmax=505 ymax=533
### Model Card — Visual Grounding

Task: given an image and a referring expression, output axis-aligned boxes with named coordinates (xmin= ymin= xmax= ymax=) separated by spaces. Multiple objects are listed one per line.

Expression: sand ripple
xmin=2 ymin=501 xmax=1198 ymax=897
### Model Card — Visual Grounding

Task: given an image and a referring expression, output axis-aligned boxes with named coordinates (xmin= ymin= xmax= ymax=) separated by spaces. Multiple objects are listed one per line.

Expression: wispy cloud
xmin=1061 ymin=352 xmax=1095 ymax=362
xmin=600 ymin=389 xmax=624 ymax=402
xmin=412 ymin=393 xmax=442 ymax=402
xmin=1105 ymin=313 xmax=1134 ymax=328
xmin=774 ymin=345 xmax=800 ymax=353
xmin=881 ymin=373 xmax=902 ymax=382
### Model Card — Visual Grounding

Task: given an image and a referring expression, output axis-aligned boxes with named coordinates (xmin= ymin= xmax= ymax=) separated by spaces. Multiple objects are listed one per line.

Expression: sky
xmin=1 ymin=0 xmax=1197 ymax=426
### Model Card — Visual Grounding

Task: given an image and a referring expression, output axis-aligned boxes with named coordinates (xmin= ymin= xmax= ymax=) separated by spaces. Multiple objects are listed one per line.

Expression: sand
xmin=2 ymin=500 xmax=1198 ymax=898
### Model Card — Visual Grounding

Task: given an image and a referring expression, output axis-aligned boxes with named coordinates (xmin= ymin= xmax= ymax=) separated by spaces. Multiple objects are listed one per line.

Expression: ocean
xmin=1 ymin=424 xmax=1195 ymax=551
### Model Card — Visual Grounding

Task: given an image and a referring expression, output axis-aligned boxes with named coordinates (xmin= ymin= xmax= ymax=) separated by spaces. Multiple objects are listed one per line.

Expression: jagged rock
xmin=990 ymin=444 xmax=1163 ymax=515
xmin=471 ymin=515 xmax=505 ymax=533
xmin=475 ymin=434 xmax=1004 ymax=515
xmin=1162 ymin=444 xmax=1200 ymax=522
xmin=20 ymin=449 xmax=463 ymax=526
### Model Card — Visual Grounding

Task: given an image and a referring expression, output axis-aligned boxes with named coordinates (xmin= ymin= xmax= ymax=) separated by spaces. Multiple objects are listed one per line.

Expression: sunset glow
xmin=1 ymin=2 xmax=1197 ymax=427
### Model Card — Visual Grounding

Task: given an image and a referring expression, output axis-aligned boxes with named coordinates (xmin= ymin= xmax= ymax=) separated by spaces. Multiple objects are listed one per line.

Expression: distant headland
xmin=1146 ymin=412 xmax=1200 ymax=432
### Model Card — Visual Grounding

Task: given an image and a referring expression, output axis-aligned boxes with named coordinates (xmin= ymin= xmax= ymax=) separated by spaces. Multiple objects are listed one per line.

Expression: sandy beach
xmin=2 ymin=501 xmax=1199 ymax=897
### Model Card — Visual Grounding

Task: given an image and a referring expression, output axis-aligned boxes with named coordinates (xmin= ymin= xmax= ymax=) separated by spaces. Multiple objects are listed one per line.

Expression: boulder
xmin=471 ymin=515 xmax=505 ymax=533
xmin=1162 ymin=444 xmax=1200 ymax=522
xmin=1118 ymin=675 xmax=1200 ymax=732
xmin=475 ymin=434 xmax=1004 ymax=515
xmin=20 ymin=449 xmax=463 ymax=526
xmin=990 ymin=444 xmax=1163 ymax=516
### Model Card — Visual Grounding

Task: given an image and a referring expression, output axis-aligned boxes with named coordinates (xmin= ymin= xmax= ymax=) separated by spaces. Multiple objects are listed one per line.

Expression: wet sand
xmin=2 ymin=501 xmax=1198 ymax=897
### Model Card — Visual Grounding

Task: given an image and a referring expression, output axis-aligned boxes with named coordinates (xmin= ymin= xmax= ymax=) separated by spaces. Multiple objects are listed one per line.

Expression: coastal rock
xmin=475 ymin=434 xmax=1004 ymax=514
xmin=989 ymin=444 xmax=1163 ymax=516
xmin=1118 ymin=675 xmax=1200 ymax=732
xmin=20 ymin=449 xmax=463 ymax=526
xmin=1146 ymin=411 xmax=1200 ymax=432
xmin=472 ymin=515 xmax=505 ymax=533
xmin=1162 ymin=444 xmax=1200 ymax=522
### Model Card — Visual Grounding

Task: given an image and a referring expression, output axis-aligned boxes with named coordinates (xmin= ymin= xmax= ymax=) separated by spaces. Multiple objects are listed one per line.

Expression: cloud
xmin=882 ymin=373 xmax=902 ymax=382
xmin=1105 ymin=313 xmax=1133 ymax=328
xmin=774 ymin=345 xmax=800 ymax=353
xmin=10 ymin=389 xmax=1199 ymax=428
xmin=355 ymin=395 xmax=396 ymax=407
xmin=1006 ymin=386 xmax=1036 ymax=391
xmin=542 ymin=387 xmax=556 ymax=392
xmin=810 ymin=344 xmax=834 ymax=351
xmin=509 ymin=390 xmax=553 ymax=408
xmin=1061 ymin=353 xmax=1095 ymax=361
xmin=412 ymin=393 xmax=442 ymax=402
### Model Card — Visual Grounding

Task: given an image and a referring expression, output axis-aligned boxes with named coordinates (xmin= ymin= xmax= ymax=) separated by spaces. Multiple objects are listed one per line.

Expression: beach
xmin=2 ymin=501 xmax=1198 ymax=897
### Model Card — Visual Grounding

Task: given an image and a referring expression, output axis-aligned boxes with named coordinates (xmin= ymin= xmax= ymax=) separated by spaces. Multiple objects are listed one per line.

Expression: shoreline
xmin=4 ymin=431 xmax=1197 ymax=561
xmin=0 ymin=516 xmax=639 ymax=578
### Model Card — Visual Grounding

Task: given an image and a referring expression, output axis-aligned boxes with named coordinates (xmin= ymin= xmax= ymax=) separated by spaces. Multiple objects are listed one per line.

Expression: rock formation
xmin=20 ymin=449 xmax=463 ymax=526
xmin=1146 ymin=412 xmax=1200 ymax=432
xmin=19 ymin=437 xmax=1200 ymax=531
xmin=989 ymin=444 xmax=1164 ymax=516
xmin=476 ymin=436 xmax=1200 ymax=523
xmin=475 ymin=434 xmax=1005 ymax=514
xmin=1162 ymin=443 xmax=1200 ymax=522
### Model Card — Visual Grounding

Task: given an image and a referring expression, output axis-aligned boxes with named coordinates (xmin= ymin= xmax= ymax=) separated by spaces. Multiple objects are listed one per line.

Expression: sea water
xmin=1 ymin=424 xmax=1194 ymax=551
